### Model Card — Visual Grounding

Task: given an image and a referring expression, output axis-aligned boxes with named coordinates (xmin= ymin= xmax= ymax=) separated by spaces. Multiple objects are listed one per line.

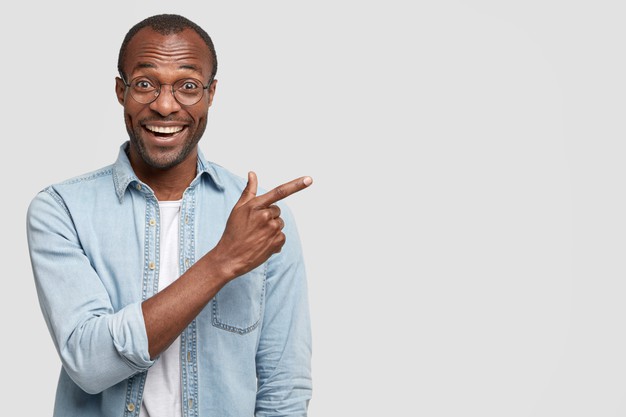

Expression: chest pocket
xmin=211 ymin=266 xmax=266 ymax=334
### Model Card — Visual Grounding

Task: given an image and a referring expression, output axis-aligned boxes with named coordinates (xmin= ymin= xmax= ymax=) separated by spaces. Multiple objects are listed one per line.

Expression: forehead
xmin=123 ymin=27 xmax=213 ymax=78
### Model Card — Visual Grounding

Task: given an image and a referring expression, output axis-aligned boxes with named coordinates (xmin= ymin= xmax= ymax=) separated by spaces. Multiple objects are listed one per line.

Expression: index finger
xmin=254 ymin=176 xmax=313 ymax=207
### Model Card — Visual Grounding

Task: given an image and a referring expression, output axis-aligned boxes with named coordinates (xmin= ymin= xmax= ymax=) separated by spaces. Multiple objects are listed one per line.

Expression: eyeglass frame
xmin=119 ymin=73 xmax=214 ymax=106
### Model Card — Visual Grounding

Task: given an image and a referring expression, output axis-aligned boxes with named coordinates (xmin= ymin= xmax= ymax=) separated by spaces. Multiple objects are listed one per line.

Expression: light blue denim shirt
xmin=26 ymin=143 xmax=312 ymax=417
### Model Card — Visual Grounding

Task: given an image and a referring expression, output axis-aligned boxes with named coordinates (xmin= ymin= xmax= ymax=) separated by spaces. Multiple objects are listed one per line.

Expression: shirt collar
xmin=112 ymin=141 xmax=224 ymax=202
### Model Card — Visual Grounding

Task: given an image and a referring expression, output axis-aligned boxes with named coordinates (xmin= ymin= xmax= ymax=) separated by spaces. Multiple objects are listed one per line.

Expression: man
xmin=26 ymin=14 xmax=313 ymax=417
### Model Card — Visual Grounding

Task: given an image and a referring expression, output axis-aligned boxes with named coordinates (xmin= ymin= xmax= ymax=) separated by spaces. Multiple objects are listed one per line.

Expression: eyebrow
xmin=135 ymin=62 xmax=156 ymax=70
xmin=179 ymin=64 xmax=202 ymax=74
xmin=132 ymin=62 xmax=203 ymax=75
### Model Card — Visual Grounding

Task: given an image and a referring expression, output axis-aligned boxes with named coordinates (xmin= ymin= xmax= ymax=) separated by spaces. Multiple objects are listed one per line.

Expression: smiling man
xmin=26 ymin=14 xmax=313 ymax=417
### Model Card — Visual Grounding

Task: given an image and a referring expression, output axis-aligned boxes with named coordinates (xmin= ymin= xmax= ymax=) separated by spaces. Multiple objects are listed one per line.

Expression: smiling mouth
xmin=144 ymin=125 xmax=185 ymax=137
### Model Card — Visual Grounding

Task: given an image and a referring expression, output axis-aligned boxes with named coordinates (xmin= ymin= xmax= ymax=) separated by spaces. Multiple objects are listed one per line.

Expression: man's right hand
xmin=213 ymin=171 xmax=313 ymax=280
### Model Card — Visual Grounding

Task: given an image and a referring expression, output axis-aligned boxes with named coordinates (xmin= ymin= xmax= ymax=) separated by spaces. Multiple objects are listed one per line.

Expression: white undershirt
xmin=140 ymin=200 xmax=183 ymax=417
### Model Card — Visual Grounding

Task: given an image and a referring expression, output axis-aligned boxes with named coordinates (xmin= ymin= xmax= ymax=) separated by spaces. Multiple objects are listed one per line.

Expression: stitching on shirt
xmin=43 ymin=187 xmax=72 ymax=218
xmin=211 ymin=262 xmax=267 ymax=335
xmin=61 ymin=167 xmax=113 ymax=185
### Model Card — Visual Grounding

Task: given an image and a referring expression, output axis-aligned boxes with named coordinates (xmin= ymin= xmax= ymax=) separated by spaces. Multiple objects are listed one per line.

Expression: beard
xmin=125 ymin=115 xmax=207 ymax=170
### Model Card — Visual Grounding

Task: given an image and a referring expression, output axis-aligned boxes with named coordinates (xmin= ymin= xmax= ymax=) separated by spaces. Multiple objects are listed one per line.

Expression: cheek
xmin=123 ymin=104 xmax=147 ymax=126
xmin=199 ymin=100 xmax=211 ymax=116
xmin=189 ymin=106 xmax=209 ymax=126
xmin=122 ymin=113 xmax=135 ymax=136
xmin=123 ymin=108 xmax=144 ymax=136
xmin=123 ymin=111 xmax=134 ymax=127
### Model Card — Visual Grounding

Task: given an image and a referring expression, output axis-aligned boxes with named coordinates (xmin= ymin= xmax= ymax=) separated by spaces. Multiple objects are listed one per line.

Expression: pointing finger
xmin=255 ymin=176 xmax=313 ymax=207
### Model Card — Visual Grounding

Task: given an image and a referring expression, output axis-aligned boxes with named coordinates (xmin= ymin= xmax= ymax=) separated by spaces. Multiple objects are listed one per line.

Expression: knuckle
xmin=271 ymin=218 xmax=282 ymax=231
xmin=273 ymin=235 xmax=285 ymax=254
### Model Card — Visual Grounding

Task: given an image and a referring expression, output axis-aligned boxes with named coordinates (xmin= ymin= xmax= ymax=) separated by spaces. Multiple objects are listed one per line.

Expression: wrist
xmin=199 ymin=248 xmax=238 ymax=284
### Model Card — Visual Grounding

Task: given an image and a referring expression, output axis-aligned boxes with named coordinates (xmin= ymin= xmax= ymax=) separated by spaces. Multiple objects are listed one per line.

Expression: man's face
xmin=115 ymin=27 xmax=216 ymax=170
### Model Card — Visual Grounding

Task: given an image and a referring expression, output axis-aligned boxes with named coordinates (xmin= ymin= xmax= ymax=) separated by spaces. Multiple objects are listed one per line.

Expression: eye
xmin=179 ymin=80 xmax=200 ymax=91
xmin=133 ymin=78 xmax=156 ymax=91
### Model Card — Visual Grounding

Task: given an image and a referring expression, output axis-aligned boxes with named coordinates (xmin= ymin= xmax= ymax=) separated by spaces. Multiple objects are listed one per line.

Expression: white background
xmin=3 ymin=0 xmax=626 ymax=415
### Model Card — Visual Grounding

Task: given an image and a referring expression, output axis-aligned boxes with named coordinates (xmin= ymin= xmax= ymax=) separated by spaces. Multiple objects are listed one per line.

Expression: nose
xmin=149 ymin=85 xmax=182 ymax=116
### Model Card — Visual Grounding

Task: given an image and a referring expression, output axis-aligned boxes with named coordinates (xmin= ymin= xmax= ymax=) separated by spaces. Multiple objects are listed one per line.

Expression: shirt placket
xmin=124 ymin=183 xmax=160 ymax=416
xmin=180 ymin=186 xmax=199 ymax=417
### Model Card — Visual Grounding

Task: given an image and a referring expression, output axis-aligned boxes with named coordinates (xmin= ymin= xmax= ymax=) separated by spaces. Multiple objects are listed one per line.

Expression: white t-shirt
xmin=140 ymin=200 xmax=183 ymax=417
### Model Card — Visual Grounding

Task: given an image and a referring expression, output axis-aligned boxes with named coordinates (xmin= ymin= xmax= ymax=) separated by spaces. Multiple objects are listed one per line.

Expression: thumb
xmin=234 ymin=171 xmax=258 ymax=208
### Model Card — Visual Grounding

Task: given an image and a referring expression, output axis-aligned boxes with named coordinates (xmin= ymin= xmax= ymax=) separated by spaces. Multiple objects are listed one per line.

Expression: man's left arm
xmin=255 ymin=204 xmax=313 ymax=417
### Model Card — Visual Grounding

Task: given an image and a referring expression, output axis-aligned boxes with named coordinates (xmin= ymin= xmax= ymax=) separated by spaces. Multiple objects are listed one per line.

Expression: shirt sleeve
xmin=255 ymin=204 xmax=313 ymax=416
xmin=26 ymin=187 xmax=154 ymax=394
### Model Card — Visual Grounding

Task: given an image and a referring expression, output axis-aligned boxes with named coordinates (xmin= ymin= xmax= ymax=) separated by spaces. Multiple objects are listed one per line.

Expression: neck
xmin=128 ymin=147 xmax=198 ymax=201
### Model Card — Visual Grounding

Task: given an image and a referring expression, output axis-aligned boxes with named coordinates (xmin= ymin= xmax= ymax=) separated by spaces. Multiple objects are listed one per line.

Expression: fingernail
xmin=303 ymin=177 xmax=313 ymax=186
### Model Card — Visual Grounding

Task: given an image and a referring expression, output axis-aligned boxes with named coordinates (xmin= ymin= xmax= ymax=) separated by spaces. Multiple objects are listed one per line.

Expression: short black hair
xmin=117 ymin=14 xmax=218 ymax=81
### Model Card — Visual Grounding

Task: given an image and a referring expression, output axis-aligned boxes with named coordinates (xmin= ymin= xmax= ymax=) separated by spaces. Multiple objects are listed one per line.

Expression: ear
xmin=207 ymin=79 xmax=218 ymax=107
xmin=115 ymin=77 xmax=126 ymax=105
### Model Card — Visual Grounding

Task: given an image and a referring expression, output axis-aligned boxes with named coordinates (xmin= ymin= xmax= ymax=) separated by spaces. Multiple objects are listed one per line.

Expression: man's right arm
xmin=27 ymin=187 xmax=155 ymax=394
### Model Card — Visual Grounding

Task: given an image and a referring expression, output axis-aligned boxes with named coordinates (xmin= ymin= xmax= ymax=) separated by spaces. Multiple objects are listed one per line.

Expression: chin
xmin=142 ymin=147 xmax=191 ymax=170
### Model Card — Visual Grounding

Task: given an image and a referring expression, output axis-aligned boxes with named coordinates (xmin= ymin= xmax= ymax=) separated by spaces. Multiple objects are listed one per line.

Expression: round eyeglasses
xmin=122 ymin=75 xmax=212 ymax=106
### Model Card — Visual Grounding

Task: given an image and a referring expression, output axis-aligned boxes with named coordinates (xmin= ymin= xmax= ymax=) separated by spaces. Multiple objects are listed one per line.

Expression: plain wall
xmin=4 ymin=1 xmax=626 ymax=415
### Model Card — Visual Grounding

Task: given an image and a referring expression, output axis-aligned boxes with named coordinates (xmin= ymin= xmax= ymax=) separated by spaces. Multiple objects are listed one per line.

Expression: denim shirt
xmin=26 ymin=143 xmax=312 ymax=417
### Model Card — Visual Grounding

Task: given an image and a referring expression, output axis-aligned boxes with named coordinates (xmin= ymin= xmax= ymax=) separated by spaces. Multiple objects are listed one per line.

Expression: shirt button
xmin=188 ymin=399 xmax=193 ymax=408
xmin=149 ymin=219 xmax=156 ymax=226
xmin=135 ymin=184 xmax=142 ymax=191
xmin=187 ymin=351 xmax=191 ymax=361
xmin=127 ymin=403 xmax=135 ymax=412
xmin=149 ymin=261 xmax=155 ymax=270
xmin=185 ymin=258 xmax=190 ymax=267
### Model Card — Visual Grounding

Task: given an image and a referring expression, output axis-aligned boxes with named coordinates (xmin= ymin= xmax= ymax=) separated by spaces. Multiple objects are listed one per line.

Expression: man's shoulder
xmin=56 ymin=164 xmax=116 ymax=187
xmin=45 ymin=164 xmax=115 ymax=193
xmin=31 ymin=164 xmax=116 ymax=206
xmin=27 ymin=163 xmax=118 ymax=224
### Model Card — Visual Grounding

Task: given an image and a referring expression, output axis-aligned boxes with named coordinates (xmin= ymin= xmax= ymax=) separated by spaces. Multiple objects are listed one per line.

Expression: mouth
xmin=144 ymin=124 xmax=186 ymax=138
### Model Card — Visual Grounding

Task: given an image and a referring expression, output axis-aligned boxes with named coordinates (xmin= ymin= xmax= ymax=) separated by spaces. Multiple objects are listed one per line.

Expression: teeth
xmin=146 ymin=125 xmax=184 ymax=134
